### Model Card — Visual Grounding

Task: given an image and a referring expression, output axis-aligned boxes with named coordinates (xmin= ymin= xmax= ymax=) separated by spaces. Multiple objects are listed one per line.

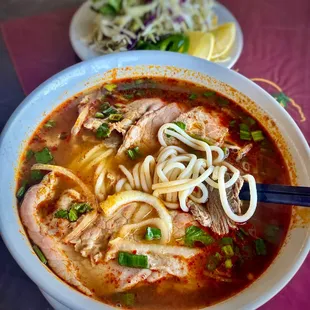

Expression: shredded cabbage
xmin=86 ymin=0 xmax=217 ymax=54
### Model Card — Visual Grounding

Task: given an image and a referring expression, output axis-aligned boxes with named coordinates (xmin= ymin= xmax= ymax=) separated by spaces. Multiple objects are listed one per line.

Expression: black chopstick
xmin=239 ymin=183 xmax=310 ymax=207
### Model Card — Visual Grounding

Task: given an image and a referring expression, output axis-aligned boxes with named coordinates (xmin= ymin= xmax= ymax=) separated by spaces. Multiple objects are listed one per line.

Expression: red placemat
xmin=1 ymin=1 xmax=309 ymax=309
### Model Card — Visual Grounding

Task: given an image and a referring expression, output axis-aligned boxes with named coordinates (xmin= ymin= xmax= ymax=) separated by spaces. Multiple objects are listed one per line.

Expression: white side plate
xmin=69 ymin=0 xmax=243 ymax=68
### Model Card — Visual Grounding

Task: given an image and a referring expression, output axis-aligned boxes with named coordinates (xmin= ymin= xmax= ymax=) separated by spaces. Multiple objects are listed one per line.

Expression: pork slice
xmin=189 ymin=177 xmax=244 ymax=235
xmin=117 ymin=102 xmax=183 ymax=156
xmin=170 ymin=210 xmax=198 ymax=240
xmin=20 ymin=173 xmax=93 ymax=296
xmin=111 ymin=98 xmax=165 ymax=135
xmin=174 ymin=106 xmax=228 ymax=144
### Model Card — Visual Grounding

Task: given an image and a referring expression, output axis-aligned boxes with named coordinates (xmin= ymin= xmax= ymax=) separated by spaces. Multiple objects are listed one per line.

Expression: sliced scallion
xmin=221 ymin=237 xmax=233 ymax=245
xmin=102 ymin=106 xmax=117 ymax=117
xmin=206 ymin=254 xmax=221 ymax=271
xmin=221 ymin=245 xmax=234 ymax=257
xmin=121 ymin=293 xmax=135 ymax=307
xmin=203 ymin=91 xmax=216 ymax=97
xmin=173 ymin=121 xmax=186 ymax=130
xmin=100 ymin=102 xmax=110 ymax=111
xmin=229 ymin=120 xmax=236 ymax=127
xmin=126 ymin=147 xmax=140 ymax=160
xmin=251 ymin=130 xmax=264 ymax=142
xmin=109 ymin=114 xmax=123 ymax=122
xmin=96 ymin=123 xmax=110 ymax=139
xmin=145 ymin=227 xmax=161 ymax=241
xmin=118 ymin=252 xmax=149 ymax=269
xmin=104 ymin=84 xmax=117 ymax=92
xmin=44 ymin=120 xmax=56 ymax=128
xmin=95 ymin=112 xmax=105 ymax=119
xmin=16 ymin=180 xmax=28 ymax=200
xmin=33 ymin=245 xmax=47 ymax=264
xmin=189 ymin=93 xmax=197 ymax=100
xmin=255 ymin=239 xmax=267 ymax=255
xmin=224 ymin=258 xmax=233 ymax=269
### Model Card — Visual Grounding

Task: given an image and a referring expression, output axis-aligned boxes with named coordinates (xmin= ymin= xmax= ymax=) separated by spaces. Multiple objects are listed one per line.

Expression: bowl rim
xmin=0 ymin=50 xmax=309 ymax=310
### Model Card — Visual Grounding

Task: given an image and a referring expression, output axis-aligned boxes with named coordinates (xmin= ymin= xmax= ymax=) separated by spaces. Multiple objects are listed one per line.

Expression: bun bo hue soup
xmin=17 ymin=77 xmax=291 ymax=309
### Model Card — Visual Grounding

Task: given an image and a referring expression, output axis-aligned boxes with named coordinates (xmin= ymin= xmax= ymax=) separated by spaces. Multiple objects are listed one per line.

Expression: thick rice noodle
xmin=116 ymin=123 xmax=257 ymax=223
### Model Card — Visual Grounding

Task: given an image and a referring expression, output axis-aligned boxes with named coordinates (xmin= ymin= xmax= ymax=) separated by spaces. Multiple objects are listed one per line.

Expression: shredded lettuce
xmin=86 ymin=0 xmax=216 ymax=54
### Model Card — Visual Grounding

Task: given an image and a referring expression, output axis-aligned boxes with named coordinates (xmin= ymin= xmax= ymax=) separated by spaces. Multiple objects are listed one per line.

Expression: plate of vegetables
xmin=70 ymin=0 xmax=243 ymax=68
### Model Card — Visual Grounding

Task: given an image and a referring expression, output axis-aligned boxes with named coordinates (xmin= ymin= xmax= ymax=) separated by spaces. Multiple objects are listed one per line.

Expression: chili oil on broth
xmin=17 ymin=77 xmax=292 ymax=309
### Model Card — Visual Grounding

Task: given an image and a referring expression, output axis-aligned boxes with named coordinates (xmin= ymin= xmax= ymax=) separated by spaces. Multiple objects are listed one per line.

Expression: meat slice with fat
xmin=117 ymin=102 xmax=183 ymax=156
xmin=174 ymin=106 xmax=228 ymax=144
xmin=20 ymin=173 xmax=93 ymax=296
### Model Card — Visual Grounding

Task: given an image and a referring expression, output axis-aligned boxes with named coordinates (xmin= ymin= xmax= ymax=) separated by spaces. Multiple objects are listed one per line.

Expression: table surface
xmin=0 ymin=0 xmax=309 ymax=309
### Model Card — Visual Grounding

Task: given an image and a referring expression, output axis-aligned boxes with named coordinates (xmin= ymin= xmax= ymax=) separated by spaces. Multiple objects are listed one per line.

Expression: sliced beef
xmin=174 ymin=106 xmax=228 ymax=144
xmin=20 ymin=173 xmax=93 ymax=296
xmin=111 ymin=98 xmax=165 ymax=135
xmin=117 ymin=102 xmax=183 ymax=156
xmin=189 ymin=176 xmax=244 ymax=235
xmin=83 ymin=98 xmax=164 ymax=134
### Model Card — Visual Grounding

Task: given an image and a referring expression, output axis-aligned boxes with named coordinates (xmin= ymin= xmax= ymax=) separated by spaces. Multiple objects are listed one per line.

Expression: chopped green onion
xmin=16 ymin=180 xmax=28 ymax=200
xmin=218 ymin=97 xmax=229 ymax=106
xmin=95 ymin=112 xmax=105 ymax=119
xmin=115 ymin=103 xmax=125 ymax=108
xmin=135 ymin=79 xmax=144 ymax=85
xmin=215 ymin=252 xmax=222 ymax=260
xmin=100 ymin=102 xmax=110 ymax=111
xmin=31 ymin=170 xmax=44 ymax=181
xmin=221 ymin=245 xmax=234 ymax=257
xmin=118 ymin=252 xmax=149 ymax=269
xmin=126 ymin=147 xmax=141 ymax=160
xmin=184 ymin=225 xmax=214 ymax=247
xmin=251 ymin=130 xmax=264 ymax=142
xmin=221 ymin=237 xmax=233 ymax=245
xmin=96 ymin=123 xmax=110 ymax=139
xmin=229 ymin=120 xmax=236 ymax=127
xmin=189 ymin=93 xmax=197 ymax=100
xmin=203 ymin=91 xmax=216 ymax=97
xmin=245 ymin=117 xmax=256 ymax=126
xmin=206 ymin=254 xmax=221 ymax=271
xmin=109 ymin=114 xmax=123 ymax=122
xmin=255 ymin=239 xmax=267 ymax=255
xmin=121 ymin=293 xmax=135 ymax=307
xmin=123 ymin=94 xmax=134 ymax=100
xmin=102 ymin=106 xmax=118 ymax=117
xmin=26 ymin=149 xmax=34 ymax=160
xmin=33 ymin=245 xmax=47 ymax=264
xmin=224 ymin=258 xmax=233 ymax=269
xmin=239 ymin=123 xmax=250 ymax=131
xmin=71 ymin=202 xmax=92 ymax=214
xmin=145 ymin=227 xmax=161 ymax=241
xmin=54 ymin=209 xmax=68 ymax=219
xmin=173 ymin=121 xmax=186 ymax=130
xmin=44 ymin=120 xmax=56 ymax=128
xmin=68 ymin=208 xmax=78 ymax=222
xmin=240 ymin=130 xmax=252 ymax=141
xmin=35 ymin=147 xmax=53 ymax=164
xmin=190 ymin=134 xmax=213 ymax=145
xmin=104 ymin=84 xmax=117 ymax=92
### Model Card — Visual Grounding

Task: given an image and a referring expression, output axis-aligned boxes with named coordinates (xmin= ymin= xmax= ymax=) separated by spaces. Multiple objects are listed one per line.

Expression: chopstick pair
xmin=239 ymin=183 xmax=310 ymax=207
